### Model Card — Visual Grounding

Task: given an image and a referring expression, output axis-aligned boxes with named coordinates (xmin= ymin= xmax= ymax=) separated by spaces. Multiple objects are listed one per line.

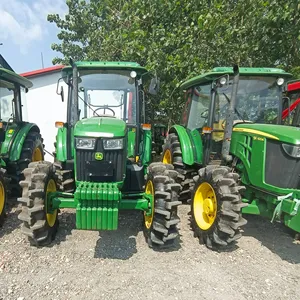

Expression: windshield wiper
xmin=223 ymin=93 xmax=247 ymax=122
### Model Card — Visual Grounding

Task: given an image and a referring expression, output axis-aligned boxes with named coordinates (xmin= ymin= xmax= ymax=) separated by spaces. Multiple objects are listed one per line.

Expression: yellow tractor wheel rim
xmin=163 ymin=149 xmax=172 ymax=164
xmin=32 ymin=147 xmax=43 ymax=162
xmin=46 ymin=179 xmax=57 ymax=227
xmin=0 ymin=181 xmax=5 ymax=216
xmin=144 ymin=180 xmax=154 ymax=229
xmin=193 ymin=182 xmax=217 ymax=230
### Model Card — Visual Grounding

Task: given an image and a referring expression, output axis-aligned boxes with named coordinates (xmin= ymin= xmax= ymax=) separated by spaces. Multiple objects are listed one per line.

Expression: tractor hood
xmin=74 ymin=117 xmax=126 ymax=138
xmin=233 ymin=123 xmax=300 ymax=145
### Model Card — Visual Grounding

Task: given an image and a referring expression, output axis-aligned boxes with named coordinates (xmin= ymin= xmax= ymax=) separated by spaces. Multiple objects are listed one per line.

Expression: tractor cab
xmin=180 ymin=67 xmax=292 ymax=163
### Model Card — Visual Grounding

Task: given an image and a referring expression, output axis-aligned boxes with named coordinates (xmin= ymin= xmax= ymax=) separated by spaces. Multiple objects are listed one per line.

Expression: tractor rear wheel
xmin=0 ymin=169 xmax=8 ymax=227
xmin=162 ymin=132 xmax=197 ymax=203
xmin=7 ymin=131 xmax=44 ymax=196
xmin=191 ymin=165 xmax=247 ymax=249
xmin=18 ymin=161 xmax=59 ymax=246
xmin=143 ymin=162 xmax=182 ymax=248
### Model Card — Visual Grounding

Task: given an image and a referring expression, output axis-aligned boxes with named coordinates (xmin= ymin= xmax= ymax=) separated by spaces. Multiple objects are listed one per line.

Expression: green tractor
xmin=0 ymin=67 xmax=44 ymax=226
xmin=18 ymin=61 xmax=181 ymax=248
xmin=162 ymin=65 xmax=300 ymax=249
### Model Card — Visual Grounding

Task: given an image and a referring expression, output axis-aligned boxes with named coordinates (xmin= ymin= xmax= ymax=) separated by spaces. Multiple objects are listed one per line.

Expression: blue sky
xmin=0 ymin=0 xmax=68 ymax=73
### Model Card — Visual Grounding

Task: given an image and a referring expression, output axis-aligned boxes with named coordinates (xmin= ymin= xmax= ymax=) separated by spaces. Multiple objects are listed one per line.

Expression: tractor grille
xmin=265 ymin=140 xmax=300 ymax=189
xmin=76 ymin=138 xmax=125 ymax=182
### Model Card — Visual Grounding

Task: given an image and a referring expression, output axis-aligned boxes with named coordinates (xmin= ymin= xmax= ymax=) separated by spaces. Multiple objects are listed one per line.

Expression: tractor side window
xmin=0 ymin=79 xmax=14 ymax=122
xmin=186 ymin=84 xmax=211 ymax=131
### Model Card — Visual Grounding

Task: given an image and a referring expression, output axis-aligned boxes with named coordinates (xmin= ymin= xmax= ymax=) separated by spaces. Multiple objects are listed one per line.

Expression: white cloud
xmin=0 ymin=0 xmax=67 ymax=54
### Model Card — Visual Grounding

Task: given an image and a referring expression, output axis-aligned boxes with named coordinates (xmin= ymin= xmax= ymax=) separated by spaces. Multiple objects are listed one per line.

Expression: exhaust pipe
xmin=221 ymin=65 xmax=240 ymax=163
xmin=70 ymin=58 xmax=79 ymax=126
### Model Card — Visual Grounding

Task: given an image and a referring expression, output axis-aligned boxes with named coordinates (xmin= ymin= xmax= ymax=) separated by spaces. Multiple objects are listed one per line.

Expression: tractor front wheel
xmin=191 ymin=165 xmax=247 ymax=249
xmin=18 ymin=161 xmax=59 ymax=246
xmin=143 ymin=162 xmax=182 ymax=248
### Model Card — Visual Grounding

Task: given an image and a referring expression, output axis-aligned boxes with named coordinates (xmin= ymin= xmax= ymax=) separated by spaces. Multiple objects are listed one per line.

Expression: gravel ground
xmin=1 ymin=198 xmax=300 ymax=300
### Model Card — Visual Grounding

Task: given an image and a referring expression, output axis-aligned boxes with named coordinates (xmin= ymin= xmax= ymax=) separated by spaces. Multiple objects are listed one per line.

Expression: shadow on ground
xmin=0 ymin=198 xmax=22 ymax=239
xmin=45 ymin=211 xmax=75 ymax=248
xmin=94 ymin=211 xmax=141 ymax=260
xmin=243 ymin=214 xmax=300 ymax=264
xmin=94 ymin=210 xmax=182 ymax=260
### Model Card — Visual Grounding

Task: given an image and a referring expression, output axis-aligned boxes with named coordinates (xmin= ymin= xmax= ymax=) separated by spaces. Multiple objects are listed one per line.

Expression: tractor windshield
xmin=76 ymin=70 xmax=137 ymax=124
xmin=217 ymin=76 xmax=281 ymax=124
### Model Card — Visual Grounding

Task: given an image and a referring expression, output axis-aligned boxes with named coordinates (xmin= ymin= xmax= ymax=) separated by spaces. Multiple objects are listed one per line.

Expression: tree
xmin=48 ymin=0 xmax=300 ymax=124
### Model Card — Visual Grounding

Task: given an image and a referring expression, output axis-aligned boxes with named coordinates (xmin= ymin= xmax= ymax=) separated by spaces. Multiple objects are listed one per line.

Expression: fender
xmin=169 ymin=125 xmax=195 ymax=165
xmin=55 ymin=127 xmax=68 ymax=162
xmin=6 ymin=123 xmax=40 ymax=162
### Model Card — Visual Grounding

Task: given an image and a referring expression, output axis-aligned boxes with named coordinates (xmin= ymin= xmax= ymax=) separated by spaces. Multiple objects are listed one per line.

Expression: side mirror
xmin=60 ymin=86 xmax=64 ymax=102
xmin=56 ymin=77 xmax=64 ymax=102
xmin=149 ymin=76 xmax=160 ymax=95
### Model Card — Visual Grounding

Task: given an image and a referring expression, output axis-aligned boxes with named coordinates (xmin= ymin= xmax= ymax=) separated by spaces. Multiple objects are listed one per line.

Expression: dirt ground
xmin=1 ymin=199 xmax=300 ymax=300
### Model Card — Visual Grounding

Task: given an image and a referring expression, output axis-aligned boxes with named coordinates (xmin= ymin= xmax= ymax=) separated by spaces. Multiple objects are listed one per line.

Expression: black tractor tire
xmin=190 ymin=165 xmax=248 ymax=249
xmin=18 ymin=161 xmax=59 ymax=246
xmin=7 ymin=131 xmax=44 ymax=196
xmin=0 ymin=168 xmax=8 ymax=227
xmin=162 ymin=132 xmax=197 ymax=203
xmin=143 ymin=162 xmax=182 ymax=248
xmin=53 ymin=142 xmax=75 ymax=193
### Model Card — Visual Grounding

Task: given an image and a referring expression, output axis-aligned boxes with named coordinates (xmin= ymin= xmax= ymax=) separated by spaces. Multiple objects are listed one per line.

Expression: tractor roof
xmin=62 ymin=61 xmax=149 ymax=80
xmin=181 ymin=67 xmax=293 ymax=90
xmin=0 ymin=68 xmax=33 ymax=88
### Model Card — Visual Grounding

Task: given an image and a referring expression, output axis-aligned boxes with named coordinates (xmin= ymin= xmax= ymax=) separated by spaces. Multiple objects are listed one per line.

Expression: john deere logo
xmin=95 ymin=152 xmax=103 ymax=160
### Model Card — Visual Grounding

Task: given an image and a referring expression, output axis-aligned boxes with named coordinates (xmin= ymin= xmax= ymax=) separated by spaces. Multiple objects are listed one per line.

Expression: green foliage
xmin=48 ymin=0 xmax=300 ymax=125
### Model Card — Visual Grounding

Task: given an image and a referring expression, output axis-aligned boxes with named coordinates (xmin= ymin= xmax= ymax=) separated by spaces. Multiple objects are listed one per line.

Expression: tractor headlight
xmin=75 ymin=138 xmax=96 ymax=150
xmin=282 ymin=143 xmax=300 ymax=158
xmin=103 ymin=138 xmax=123 ymax=150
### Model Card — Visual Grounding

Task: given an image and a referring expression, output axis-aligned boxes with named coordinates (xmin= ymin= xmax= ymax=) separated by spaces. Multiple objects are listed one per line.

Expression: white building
xmin=20 ymin=65 xmax=68 ymax=161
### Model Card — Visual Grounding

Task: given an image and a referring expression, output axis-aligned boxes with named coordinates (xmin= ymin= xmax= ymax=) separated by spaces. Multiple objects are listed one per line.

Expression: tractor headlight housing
xmin=103 ymin=138 xmax=124 ymax=150
xmin=75 ymin=138 xmax=96 ymax=150
xmin=282 ymin=143 xmax=300 ymax=158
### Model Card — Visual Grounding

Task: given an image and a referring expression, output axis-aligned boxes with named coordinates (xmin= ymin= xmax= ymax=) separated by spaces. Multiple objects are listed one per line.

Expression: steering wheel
xmin=93 ymin=107 xmax=115 ymax=117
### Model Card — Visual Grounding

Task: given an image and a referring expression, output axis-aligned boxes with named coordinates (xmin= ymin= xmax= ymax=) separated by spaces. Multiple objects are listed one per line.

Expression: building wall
xmin=23 ymin=72 xmax=68 ymax=161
